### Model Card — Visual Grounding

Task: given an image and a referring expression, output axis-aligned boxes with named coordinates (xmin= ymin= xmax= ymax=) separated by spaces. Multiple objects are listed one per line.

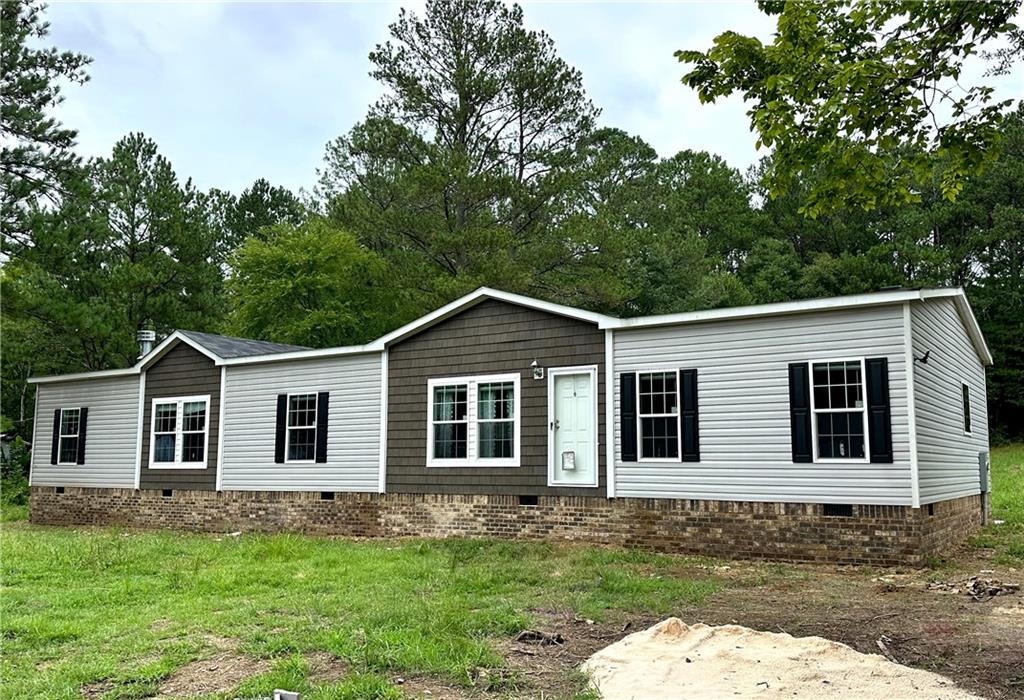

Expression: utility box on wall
xmin=979 ymin=451 xmax=990 ymax=493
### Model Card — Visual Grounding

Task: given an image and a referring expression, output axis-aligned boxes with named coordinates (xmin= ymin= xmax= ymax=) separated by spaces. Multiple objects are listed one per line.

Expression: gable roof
xmin=178 ymin=330 xmax=309 ymax=359
xmin=373 ymin=287 xmax=616 ymax=348
xmin=28 ymin=285 xmax=992 ymax=383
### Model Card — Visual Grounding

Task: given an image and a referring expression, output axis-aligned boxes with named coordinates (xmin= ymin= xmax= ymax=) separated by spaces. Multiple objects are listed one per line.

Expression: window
xmin=478 ymin=381 xmax=514 ymax=458
xmin=287 ymin=393 xmax=318 ymax=462
xmin=638 ymin=372 xmax=679 ymax=460
xmin=810 ymin=360 xmax=868 ymax=462
xmin=427 ymin=374 xmax=520 ymax=466
xmin=150 ymin=396 xmax=209 ymax=467
xmin=431 ymin=384 xmax=467 ymax=459
xmin=962 ymin=383 xmax=972 ymax=434
xmin=57 ymin=408 xmax=81 ymax=465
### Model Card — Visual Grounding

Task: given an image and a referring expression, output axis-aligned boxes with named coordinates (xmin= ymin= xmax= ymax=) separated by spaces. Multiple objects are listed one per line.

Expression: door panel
xmin=550 ymin=370 xmax=597 ymax=486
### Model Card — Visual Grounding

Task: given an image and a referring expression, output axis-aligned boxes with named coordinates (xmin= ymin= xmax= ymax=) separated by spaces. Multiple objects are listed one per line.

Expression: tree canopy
xmin=677 ymin=1 xmax=1022 ymax=216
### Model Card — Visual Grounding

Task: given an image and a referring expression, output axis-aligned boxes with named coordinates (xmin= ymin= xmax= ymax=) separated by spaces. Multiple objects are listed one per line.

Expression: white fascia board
xmin=139 ymin=330 xmax=222 ymax=369
xmin=936 ymin=290 xmax=993 ymax=366
xmin=217 ymin=344 xmax=381 ymax=366
xmin=29 ymin=366 xmax=140 ymax=384
xmin=602 ymin=289 xmax=941 ymax=331
xmin=374 ymin=287 xmax=616 ymax=348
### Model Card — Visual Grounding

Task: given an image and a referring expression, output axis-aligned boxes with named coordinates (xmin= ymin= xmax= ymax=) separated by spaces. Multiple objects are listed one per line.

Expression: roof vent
xmin=137 ymin=329 xmax=156 ymax=358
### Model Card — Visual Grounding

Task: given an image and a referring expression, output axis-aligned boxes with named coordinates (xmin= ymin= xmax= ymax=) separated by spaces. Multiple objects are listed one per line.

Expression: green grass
xmin=0 ymin=527 xmax=722 ymax=699
xmin=971 ymin=442 xmax=1024 ymax=566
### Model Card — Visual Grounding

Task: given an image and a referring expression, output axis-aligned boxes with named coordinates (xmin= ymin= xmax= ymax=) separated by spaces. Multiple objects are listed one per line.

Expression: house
xmin=28 ymin=287 xmax=992 ymax=565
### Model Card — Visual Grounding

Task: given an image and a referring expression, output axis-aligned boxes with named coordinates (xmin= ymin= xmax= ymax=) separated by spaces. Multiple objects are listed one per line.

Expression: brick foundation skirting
xmin=28 ymin=487 xmax=984 ymax=566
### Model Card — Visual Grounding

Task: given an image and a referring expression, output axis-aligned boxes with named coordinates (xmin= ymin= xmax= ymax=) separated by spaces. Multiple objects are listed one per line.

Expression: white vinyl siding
xmin=613 ymin=304 xmax=912 ymax=504
xmin=30 ymin=376 xmax=140 ymax=487
xmin=220 ymin=353 xmax=381 ymax=491
xmin=911 ymin=298 xmax=989 ymax=503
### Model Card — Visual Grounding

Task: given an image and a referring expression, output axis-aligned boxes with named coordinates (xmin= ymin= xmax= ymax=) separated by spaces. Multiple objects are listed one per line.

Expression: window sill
xmin=812 ymin=458 xmax=870 ymax=464
xmin=426 ymin=460 xmax=520 ymax=468
xmin=56 ymin=462 xmax=79 ymax=467
xmin=638 ymin=457 xmax=682 ymax=464
xmin=285 ymin=459 xmax=316 ymax=465
xmin=548 ymin=478 xmax=599 ymax=487
xmin=149 ymin=463 xmax=209 ymax=470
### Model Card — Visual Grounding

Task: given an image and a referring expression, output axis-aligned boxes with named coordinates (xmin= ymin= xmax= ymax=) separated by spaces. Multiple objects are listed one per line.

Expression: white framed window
xmin=962 ymin=383 xmax=972 ymax=434
xmin=287 ymin=393 xmax=318 ymax=463
xmin=57 ymin=408 xmax=81 ymax=465
xmin=427 ymin=373 xmax=520 ymax=467
xmin=809 ymin=359 xmax=869 ymax=463
xmin=637 ymin=371 xmax=679 ymax=461
xmin=149 ymin=395 xmax=210 ymax=468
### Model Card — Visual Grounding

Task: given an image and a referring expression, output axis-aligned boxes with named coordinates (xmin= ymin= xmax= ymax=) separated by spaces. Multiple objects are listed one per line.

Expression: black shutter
xmin=620 ymin=373 xmax=637 ymax=462
xmin=680 ymin=369 xmax=700 ymax=462
xmin=75 ymin=407 xmax=89 ymax=465
xmin=866 ymin=357 xmax=893 ymax=463
xmin=274 ymin=394 xmax=287 ymax=463
xmin=788 ymin=363 xmax=813 ymax=463
xmin=50 ymin=409 xmax=60 ymax=465
xmin=315 ymin=392 xmax=329 ymax=463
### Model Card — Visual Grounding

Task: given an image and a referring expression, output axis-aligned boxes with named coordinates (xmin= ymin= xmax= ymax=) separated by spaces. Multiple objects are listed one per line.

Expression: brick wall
xmin=29 ymin=487 xmax=984 ymax=566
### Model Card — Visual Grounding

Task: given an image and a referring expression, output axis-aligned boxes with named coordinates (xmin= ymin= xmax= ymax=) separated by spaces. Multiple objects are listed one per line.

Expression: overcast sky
xmin=46 ymin=2 xmax=1023 ymax=195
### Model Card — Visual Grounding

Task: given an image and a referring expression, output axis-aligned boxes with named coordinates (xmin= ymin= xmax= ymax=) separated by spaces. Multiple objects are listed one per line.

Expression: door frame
xmin=547 ymin=365 xmax=599 ymax=487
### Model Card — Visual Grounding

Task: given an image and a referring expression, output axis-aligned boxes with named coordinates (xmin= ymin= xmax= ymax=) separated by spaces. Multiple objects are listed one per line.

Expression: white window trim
xmin=149 ymin=394 xmax=211 ymax=469
xmin=808 ymin=358 xmax=871 ymax=464
xmin=636 ymin=370 xmax=681 ymax=463
xmin=57 ymin=407 xmax=81 ymax=466
xmin=962 ymin=383 xmax=972 ymax=435
xmin=285 ymin=391 xmax=319 ymax=464
xmin=426 ymin=373 xmax=521 ymax=468
xmin=547 ymin=365 xmax=599 ymax=487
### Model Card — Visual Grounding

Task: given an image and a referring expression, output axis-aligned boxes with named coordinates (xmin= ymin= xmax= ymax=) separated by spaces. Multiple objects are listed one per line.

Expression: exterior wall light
xmin=531 ymin=359 xmax=544 ymax=380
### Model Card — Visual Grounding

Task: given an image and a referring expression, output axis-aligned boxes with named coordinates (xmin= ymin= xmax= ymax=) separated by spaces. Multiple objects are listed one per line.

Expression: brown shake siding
xmin=139 ymin=342 xmax=220 ymax=491
xmin=387 ymin=299 xmax=606 ymax=496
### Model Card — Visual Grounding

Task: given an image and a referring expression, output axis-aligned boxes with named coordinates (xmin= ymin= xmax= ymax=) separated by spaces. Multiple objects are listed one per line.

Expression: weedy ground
xmin=1 ymin=444 xmax=1021 ymax=699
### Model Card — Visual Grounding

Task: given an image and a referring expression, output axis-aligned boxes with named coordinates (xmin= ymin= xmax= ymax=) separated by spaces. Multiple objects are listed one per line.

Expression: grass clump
xmin=971 ymin=443 xmax=1024 ymax=566
xmin=0 ymin=527 xmax=723 ymax=699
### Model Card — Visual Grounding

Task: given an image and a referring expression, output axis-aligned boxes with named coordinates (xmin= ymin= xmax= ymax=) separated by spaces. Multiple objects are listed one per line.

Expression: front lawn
xmin=0 ymin=527 xmax=721 ymax=699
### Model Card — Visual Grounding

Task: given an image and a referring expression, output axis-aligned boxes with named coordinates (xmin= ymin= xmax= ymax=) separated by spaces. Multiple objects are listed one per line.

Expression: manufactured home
xmin=29 ymin=287 xmax=992 ymax=565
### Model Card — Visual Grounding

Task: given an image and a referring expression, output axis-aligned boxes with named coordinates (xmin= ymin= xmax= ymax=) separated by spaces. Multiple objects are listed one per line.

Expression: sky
xmin=44 ymin=2 xmax=1023 ymax=196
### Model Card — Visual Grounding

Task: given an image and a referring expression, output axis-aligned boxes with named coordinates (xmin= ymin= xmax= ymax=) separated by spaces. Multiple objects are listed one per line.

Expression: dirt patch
xmin=582 ymin=617 xmax=984 ymax=699
xmin=305 ymin=651 xmax=348 ymax=683
xmin=154 ymin=652 xmax=272 ymax=698
xmin=488 ymin=548 xmax=1022 ymax=699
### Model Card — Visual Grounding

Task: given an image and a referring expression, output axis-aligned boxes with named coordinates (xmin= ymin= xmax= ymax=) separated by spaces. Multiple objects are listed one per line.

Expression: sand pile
xmin=581 ymin=618 xmax=984 ymax=699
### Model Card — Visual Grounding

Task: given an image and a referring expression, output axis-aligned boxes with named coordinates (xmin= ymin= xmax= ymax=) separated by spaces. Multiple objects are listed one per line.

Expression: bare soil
xmin=468 ymin=545 xmax=1024 ymax=700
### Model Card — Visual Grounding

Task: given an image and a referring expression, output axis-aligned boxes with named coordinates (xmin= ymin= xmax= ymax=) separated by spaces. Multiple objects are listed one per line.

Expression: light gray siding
xmin=911 ymin=298 xmax=989 ymax=503
xmin=220 ymin=353 xmax=382 ymax=492
xmin=613 ymin=304 xmax=913 ymax=504
xmin=31 ymin=376 xmax=140 ymax=487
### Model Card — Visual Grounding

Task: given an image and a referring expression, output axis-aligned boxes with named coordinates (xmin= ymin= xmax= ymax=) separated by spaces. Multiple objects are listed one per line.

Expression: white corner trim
xmin=605 ymin=329 xmax=615 ymax=498
xmin=28 ymin=381 xmax=40 ymax=487
xmin=903 ymin=302 xmax=921 ymax=508
xmin=215 ymin=367 xmax=226 ymax=491
xmin=378 ymin=349 xmax=388 ymax=493
xmin=134 ymin=371 xmax=146 ymax=489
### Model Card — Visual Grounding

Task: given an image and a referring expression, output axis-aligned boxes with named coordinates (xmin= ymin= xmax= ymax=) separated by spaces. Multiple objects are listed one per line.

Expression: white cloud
xmin=44 ymin=1 xmax=1022 ymax=195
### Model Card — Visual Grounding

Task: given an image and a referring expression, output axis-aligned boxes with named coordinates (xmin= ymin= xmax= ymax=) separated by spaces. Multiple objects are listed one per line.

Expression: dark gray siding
xmin=140 ymin=342 xmax=220 ymax=491
xmin=387 ymin=299 xmax=605 ymax=495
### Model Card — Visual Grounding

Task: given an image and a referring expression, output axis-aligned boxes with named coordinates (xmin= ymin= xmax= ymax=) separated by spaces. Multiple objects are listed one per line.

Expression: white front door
xmin=548 ymin=367 xmax=598 ymax=487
